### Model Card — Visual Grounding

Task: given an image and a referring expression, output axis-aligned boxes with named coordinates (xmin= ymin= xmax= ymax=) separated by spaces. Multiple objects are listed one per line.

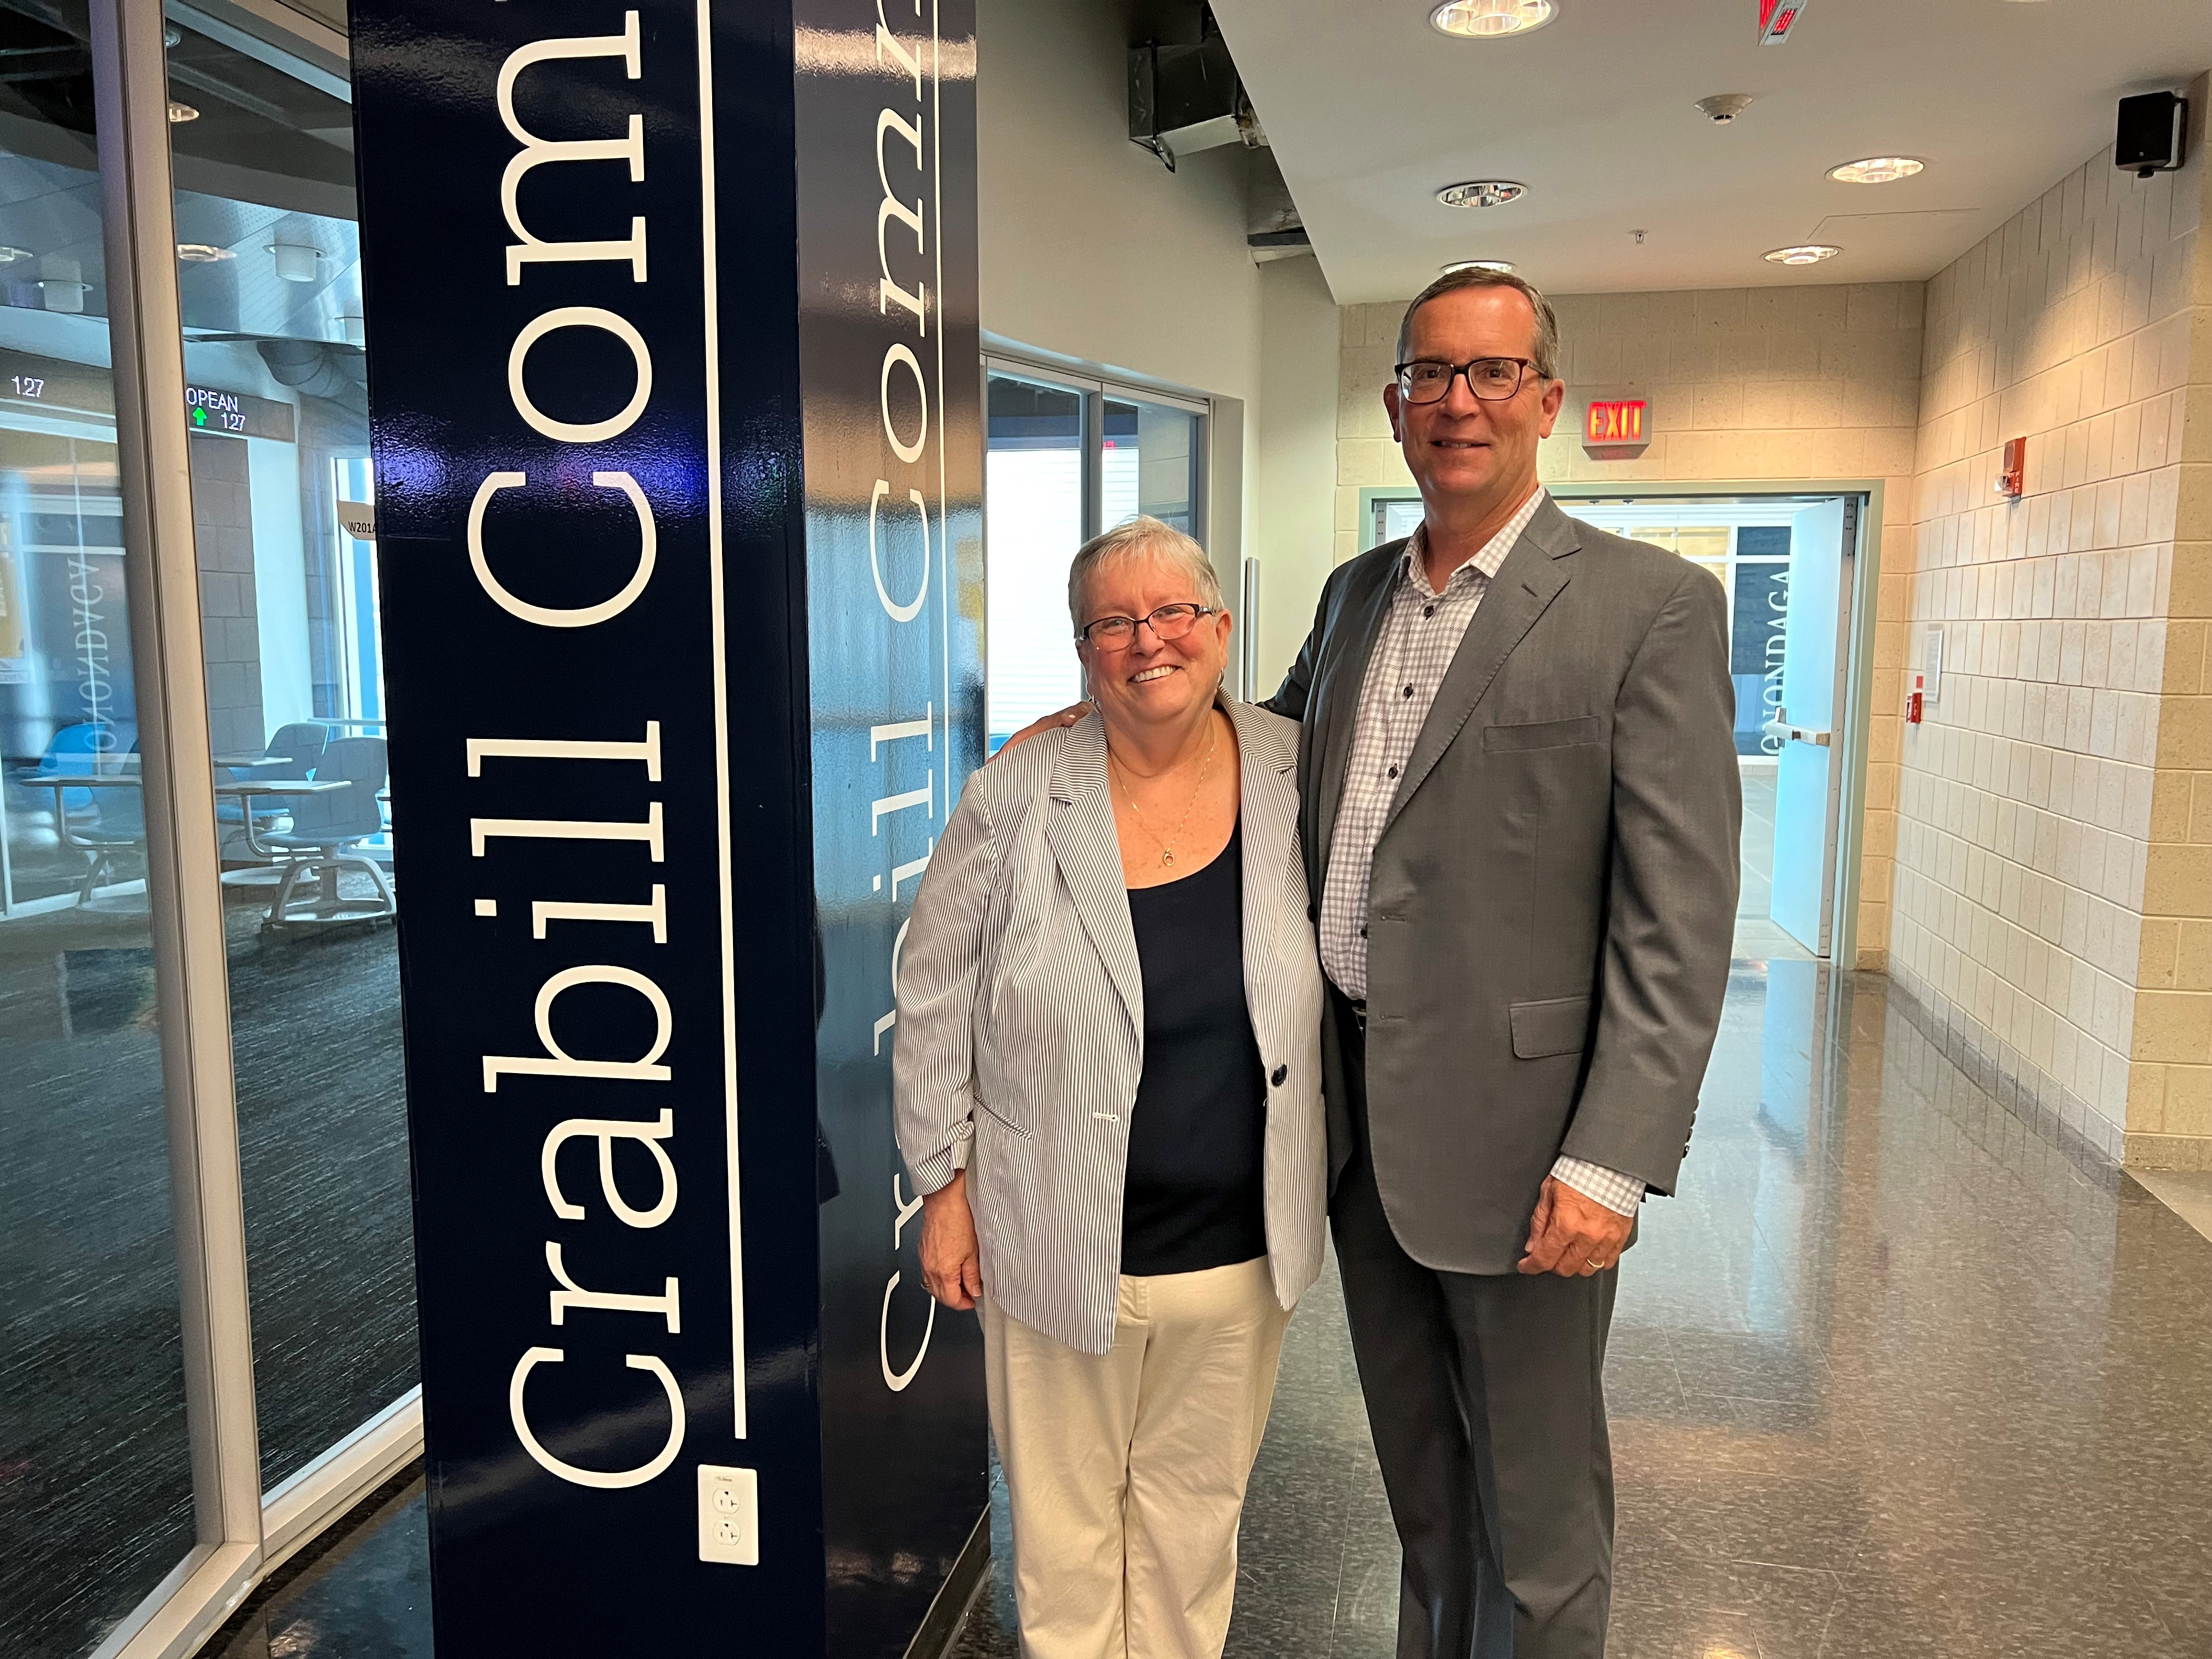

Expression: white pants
xmin=983 ymin=1257 xmax=1291 ymax=1659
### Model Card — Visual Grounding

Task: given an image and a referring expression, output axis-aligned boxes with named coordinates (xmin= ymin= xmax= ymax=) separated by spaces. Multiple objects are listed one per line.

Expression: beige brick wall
xmin=1891 ymin=122 xmax=2209 ymax=1167
xmin=1335 ymin=283 xmax=1922 ymax=968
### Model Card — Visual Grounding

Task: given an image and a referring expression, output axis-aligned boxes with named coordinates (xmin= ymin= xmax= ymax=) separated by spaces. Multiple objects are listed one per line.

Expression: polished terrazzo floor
xmin=184 ymin=960 xmax=2212 ymax=1658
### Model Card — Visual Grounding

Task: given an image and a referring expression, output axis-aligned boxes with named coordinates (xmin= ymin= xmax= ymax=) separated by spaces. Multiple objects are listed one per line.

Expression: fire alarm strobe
xmin=2116 ymin=92 xmax=2187 ymax=179
xmin=1758 ymin=0 xmax=1807 ymax=44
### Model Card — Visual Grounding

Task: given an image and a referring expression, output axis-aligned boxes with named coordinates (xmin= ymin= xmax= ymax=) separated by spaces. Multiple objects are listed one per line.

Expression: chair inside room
xmin=217 ymin=720 xmax=332 ymax=872
xmin=259 ymin=736 xmax=396 ymax=928
xmin=218 ymin=721 xmax=331 ymax=821
xmin=19 ymin=724 xmax=148 ymax=903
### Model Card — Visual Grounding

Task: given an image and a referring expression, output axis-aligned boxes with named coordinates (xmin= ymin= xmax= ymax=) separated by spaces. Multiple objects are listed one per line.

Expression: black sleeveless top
xmin=1119 ymin=819 xmax=1270 ymax=1277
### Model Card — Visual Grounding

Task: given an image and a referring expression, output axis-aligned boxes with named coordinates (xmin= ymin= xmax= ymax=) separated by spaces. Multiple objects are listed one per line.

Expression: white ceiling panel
xmin=1210 ymin=0 xmax=2211 ymax=300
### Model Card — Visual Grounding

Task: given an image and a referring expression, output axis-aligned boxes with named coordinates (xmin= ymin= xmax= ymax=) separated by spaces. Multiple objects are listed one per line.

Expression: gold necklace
xmin=1110 ymin=725 xmax=1219 ymax=868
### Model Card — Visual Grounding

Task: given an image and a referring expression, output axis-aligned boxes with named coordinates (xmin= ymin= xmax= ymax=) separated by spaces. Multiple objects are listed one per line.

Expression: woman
xmin=893 ymin=515 xmax=1326 ymax=1659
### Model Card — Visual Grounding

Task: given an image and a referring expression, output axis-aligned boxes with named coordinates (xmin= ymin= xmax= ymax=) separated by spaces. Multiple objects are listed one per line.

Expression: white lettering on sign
xmin=469 ymin=723 xmax=662 ymax=778
xmin=533 ymin=883 xmax=669 ymax=941
xmin=548 ymin=1241 xmax=682 ymax=1332
xmin=482 ymin=963 xmax=674 ymax=1091
xmin=469 ymin=470 xmax=658 ymax=628
xmin=507 ymin=308 xmax=654 ymax=444
xmin=543 ymin=1110 xmax=679 ymax=1227
xmin=510 ymin=1347 xmax=685 ymax=1489
xmin=879 ymin=1172 xmax=935 ymax=1391
xmin=465 ymin=0 xmax=751 ymax=1504
xmin=498 ymin=11 xmax=648 ymax=283
xmin=470 ymin=801 xmax=665 ymax=860
xmin=866 ymin=0 xmax=951 ymax=1400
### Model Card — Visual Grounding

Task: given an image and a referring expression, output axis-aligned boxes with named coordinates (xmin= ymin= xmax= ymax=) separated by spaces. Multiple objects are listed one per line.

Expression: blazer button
xmin=1270 ymin=1064 xmax=1288 ymax=1087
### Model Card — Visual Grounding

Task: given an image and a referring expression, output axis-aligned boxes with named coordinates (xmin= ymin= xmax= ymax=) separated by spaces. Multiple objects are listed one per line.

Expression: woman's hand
xmin=993 ymin=702 xmax=1091 ymax=757
xmin=919 ymin=1170 xmax=984 ymax=1310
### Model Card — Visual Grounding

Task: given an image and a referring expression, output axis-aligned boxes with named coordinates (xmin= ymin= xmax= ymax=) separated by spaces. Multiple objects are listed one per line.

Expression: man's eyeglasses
xmin=1077 ymin=603 xmax=1215 ymax=650
xmin=1394 ymin=356 xmax=1543 ymax=405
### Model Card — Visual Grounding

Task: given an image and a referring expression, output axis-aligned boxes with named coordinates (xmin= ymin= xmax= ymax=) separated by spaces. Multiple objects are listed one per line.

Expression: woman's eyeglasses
xmin=1077 ymin=603 xmax=1216 ymax=650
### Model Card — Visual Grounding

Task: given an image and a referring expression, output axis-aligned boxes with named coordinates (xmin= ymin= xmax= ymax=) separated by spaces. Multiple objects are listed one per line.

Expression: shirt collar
xmin=1403 ymin=486 xmax=1547 ymax=600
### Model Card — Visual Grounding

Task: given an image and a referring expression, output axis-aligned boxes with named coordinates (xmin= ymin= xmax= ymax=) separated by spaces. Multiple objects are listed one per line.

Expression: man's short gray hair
xmin=1066 ymin=516 xmax=1222 ymax=634
xmin=1396 ymin=268 xmax=1561 ymax=382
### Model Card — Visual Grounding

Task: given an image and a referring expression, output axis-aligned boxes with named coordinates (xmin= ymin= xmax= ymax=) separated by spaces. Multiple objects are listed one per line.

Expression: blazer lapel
xmin=1228 ymin=700 xmax=1299 ymax=963
xmin=1312 ymin=546 xmax=1404 ymax=879
xmin=1383 ymin=503 xmax=1578 ymax=832
xmin=1045 ymin=714 xmax=1143 ymax=1039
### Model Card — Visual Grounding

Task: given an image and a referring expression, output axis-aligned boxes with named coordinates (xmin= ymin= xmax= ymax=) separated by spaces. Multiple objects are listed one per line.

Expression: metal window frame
xmin=86 ymin=3 xmax=262 ymax=1653
xmin=981 ymin=353 xmax=1222 ymax=701
xmin=70 ymin=4 xmax=425 ymax=1655
xmin=981 ymin=353 xmax=1213 ymax=551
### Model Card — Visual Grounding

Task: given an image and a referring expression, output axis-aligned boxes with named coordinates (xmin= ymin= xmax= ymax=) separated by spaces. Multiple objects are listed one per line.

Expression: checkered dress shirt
xmin=1319 ymin=488 xmax=1644 ymax=1218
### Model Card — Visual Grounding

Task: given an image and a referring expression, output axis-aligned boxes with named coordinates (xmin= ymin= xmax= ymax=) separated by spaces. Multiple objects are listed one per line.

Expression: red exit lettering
xmin=1585 ymin=400 xmax=1647 ymax=444
xmin=1758 ymin=0 xmax=1807 ymax=43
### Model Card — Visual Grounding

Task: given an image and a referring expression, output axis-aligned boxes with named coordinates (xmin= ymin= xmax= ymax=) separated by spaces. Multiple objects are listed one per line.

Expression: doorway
xmin=1366 ymin=485 xmax=1878 ymax=964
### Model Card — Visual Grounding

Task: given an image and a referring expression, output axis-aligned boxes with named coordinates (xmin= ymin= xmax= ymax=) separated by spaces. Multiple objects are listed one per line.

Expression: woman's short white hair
xmin=1066 ymin=516 xmax=1222 ymax=635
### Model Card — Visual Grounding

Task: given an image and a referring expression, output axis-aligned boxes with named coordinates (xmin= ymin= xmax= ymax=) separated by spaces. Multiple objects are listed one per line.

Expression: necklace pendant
xmin=1161 ymin=850 xmax=1175 ymax=866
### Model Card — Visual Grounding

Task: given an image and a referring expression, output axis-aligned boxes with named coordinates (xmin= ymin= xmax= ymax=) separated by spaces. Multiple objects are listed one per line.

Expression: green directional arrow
xmin=190 ymin=405 xmax=206 ymax=426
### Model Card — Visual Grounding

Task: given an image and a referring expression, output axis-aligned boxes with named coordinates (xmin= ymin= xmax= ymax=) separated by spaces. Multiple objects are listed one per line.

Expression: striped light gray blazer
xmin=893 ymin=697 xmax=1328 ymax=1356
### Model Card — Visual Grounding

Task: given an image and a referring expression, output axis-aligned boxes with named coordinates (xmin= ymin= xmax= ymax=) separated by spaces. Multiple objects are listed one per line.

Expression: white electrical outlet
xmin=697 ymin=1465 xmax=759 ymax=1566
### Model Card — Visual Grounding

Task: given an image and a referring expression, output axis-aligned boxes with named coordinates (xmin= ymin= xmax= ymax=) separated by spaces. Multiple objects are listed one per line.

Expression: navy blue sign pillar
xmin=349 ymin=3 xmax=985 ymax=1651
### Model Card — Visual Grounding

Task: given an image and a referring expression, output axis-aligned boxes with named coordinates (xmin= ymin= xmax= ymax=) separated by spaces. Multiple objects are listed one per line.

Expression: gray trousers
xmin=1332 ymin=1003 xmax=1618 ymax=1659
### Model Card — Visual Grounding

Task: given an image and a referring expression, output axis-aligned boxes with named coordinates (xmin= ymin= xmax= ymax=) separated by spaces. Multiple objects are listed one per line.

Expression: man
xmin=1262 ymin=269 xmax=1739 ymax=1656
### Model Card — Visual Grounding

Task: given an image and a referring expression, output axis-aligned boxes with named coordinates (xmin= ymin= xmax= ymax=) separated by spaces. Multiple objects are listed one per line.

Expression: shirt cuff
xmin=1551 ymin=1155 xmax=1643 ymax=1216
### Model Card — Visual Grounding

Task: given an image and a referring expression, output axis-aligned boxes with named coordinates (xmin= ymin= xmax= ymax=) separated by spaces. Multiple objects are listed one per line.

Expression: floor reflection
xmin=967 ymin=962 xmax=2212 ymax=1657
xmin=210 ymin=962 xmax=2212 ymax=1657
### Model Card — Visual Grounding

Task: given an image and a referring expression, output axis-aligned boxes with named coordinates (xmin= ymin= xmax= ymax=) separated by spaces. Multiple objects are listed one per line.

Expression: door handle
xmin=1781 ymin=725 xmax=1831 ymax=747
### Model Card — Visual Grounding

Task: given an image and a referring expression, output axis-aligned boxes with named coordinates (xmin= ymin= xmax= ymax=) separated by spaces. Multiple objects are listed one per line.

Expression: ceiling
xmin=1210 ymin=0 xmax=2212 ymax=301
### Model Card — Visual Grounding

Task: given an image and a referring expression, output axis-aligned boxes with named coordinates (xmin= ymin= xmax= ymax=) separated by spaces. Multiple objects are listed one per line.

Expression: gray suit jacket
xmin=893 ymin=697 xmax=1328 ymax=1355
xmin=1267 ymin=495 xmax=1741 ymax=1274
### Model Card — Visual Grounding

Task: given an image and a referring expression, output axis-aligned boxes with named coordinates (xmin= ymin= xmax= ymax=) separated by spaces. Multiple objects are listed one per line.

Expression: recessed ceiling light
xmin=177 ymin=244 xmax=235 ymax=262
xmin=1828 ymin=156 xmax=1923 ymax=184
xmin=1765 ymin=244 xmax=1842 ymax=266
xmin=1444 ymin=258 xmax=1517 ymax=273
xmin=268 ymin=242 xmax=324 ymax=283
xmin=1437 ymin=180 xmax=1526 ymax=209
xmin=167 ymin=100 xmax=199 ymax=123
xmin=1430 ymin=0 xmax=1556 ymax=37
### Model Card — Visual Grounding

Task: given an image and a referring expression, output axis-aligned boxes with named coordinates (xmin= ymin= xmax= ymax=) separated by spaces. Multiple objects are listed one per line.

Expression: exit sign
xmin=1585 ymin=399 xmax=1647 ymax=444
xmin=1759 ymin=0 xmax=1807 ymax=42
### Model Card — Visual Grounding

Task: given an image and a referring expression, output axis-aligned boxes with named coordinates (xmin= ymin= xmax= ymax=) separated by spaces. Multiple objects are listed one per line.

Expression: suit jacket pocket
xmin=1509 ymin=995 xmax=1593 ymax=1059
xmin=974 ymin=1093 xmax=1035 ymax=1141
xmin=1483 ymin=714 xmax=1603 ymax=752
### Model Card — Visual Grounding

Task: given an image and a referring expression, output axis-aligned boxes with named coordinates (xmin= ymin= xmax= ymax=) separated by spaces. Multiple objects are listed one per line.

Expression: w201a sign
xmin=351 ymin=3 xmax=984 ymax=1653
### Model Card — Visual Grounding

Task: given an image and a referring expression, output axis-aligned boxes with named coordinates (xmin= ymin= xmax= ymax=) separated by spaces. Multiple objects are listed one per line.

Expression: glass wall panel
xmin=1102 ymin=396 xmax=1198 ymax=537
xmin=0 ymin=2 xmax=196 ymax=1651
xmin=163 ymin=18 xmax=415 ymax=1491
xmin=985 ymin=371 xmax=1084 ymax=749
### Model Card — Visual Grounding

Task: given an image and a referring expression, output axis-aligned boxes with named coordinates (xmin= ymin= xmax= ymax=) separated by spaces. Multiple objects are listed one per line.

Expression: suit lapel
xmin=1313 ymin=546 xmax=1404 ymax=879
xmin=1045 ymin=714 xmax=1143 ymax=1038
xmin=1384 ymin=501 xmax=1579 ymax=833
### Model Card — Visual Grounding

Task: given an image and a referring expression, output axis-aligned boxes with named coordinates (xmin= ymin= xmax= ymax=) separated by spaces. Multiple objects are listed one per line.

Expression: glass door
xmin=162 ymin=12 xmax=418 ymax=1497
xmin=0 ymin=3 xmax=199 ymax=1652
